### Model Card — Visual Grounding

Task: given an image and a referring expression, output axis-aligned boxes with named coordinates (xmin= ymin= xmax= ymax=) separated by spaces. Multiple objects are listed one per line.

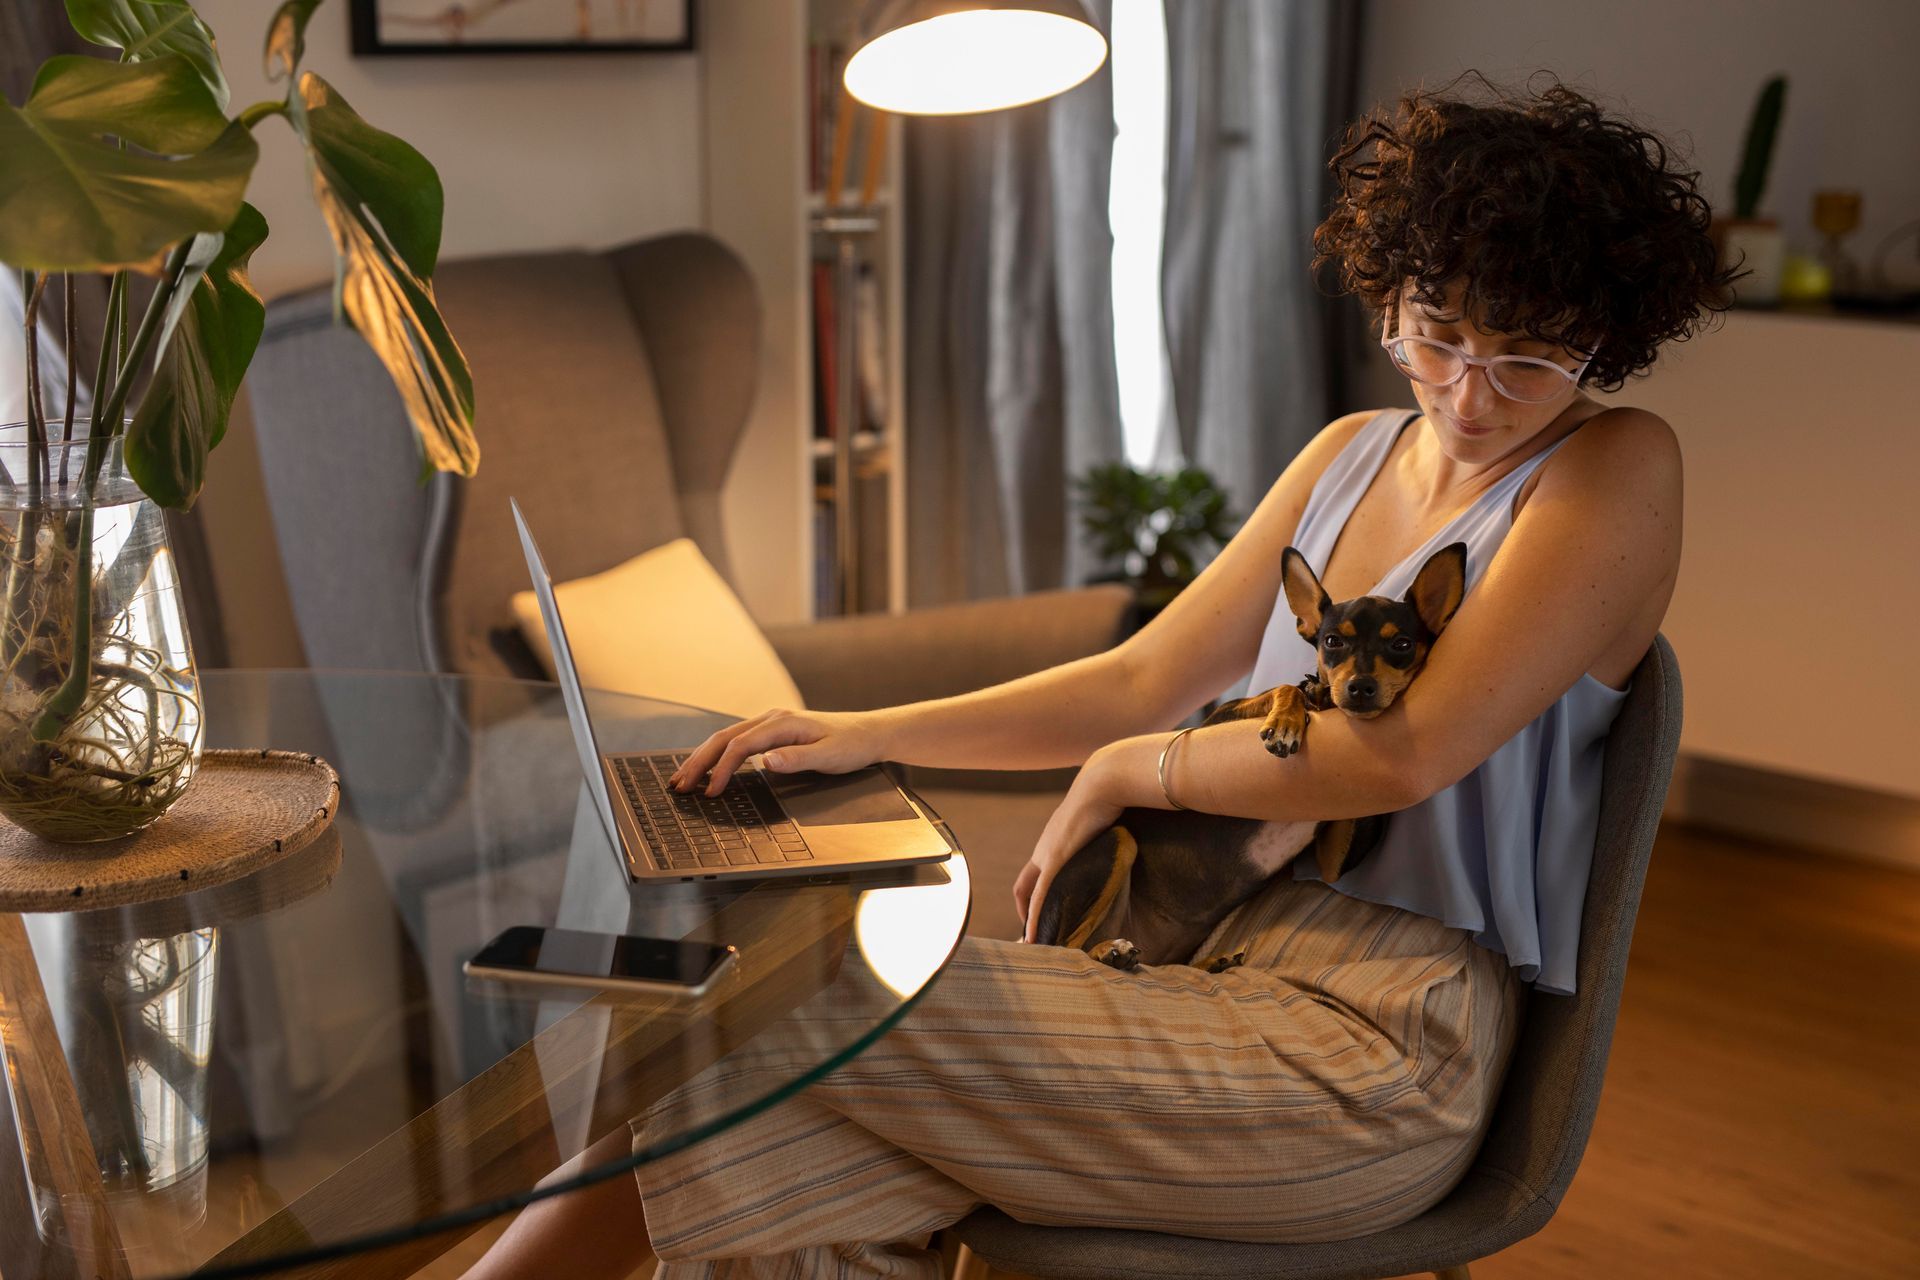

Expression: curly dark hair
xmin=1313 ymin=72 xmax=1736 ymax=391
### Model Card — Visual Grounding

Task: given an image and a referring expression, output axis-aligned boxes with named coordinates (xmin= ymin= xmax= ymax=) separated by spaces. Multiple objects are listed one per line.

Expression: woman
xmin=468 ymin=75 xmax=1730 ymax=1279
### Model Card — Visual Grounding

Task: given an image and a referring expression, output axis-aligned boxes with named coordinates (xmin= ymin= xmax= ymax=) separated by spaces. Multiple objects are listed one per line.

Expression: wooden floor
xmin=1441 ymin=821 xmax=1920 ymax=1279
xmin=419 ymin=821 xmax=1920 ymax=1279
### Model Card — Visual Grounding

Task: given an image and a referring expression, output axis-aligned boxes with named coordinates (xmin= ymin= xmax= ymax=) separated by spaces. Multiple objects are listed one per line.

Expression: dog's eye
xmin=1390 ymin=636 xmax=1413 ymax=652
xmin=1322 ymin=634 xmax=1344 ymax=649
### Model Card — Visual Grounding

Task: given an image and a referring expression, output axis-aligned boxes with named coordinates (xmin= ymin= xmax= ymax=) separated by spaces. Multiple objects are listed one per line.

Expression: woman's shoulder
xmin=1519 ymin=402 xmax=1683 ymax=595
xmin=1311 ymin=407 xmax=1392 ymax=452
xmin=1547 ymin=403 xmax=1683 ymax=494
xmin=1253 ymin=408 xmax=1399 ymax=526
xmin=1289 ymin=407 xmax=1396 ymax=485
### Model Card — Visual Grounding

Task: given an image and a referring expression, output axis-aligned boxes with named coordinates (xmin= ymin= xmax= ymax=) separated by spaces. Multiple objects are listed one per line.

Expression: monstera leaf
xmin=287 ymin=72 xmax=478 ymax=476
xmin=125 ymin=203 xmax=268 ymax=509
xmin=264 ymin=0 xmax=326 ymax=81
xmin=0 ymin=54 xmax=255 ymax=272
xmin=65 ymin=0 xmax=228 ymax=109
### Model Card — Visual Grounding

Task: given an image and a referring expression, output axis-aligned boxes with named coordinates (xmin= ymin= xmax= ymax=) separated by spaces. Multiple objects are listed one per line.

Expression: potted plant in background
xmin=1075 ymin=461 xmax=1242 ymax=632
xmin=1716 ymin=74 xmax=1788 ymax=306
xmin=0 ymin=0 xmax=479 ymax=841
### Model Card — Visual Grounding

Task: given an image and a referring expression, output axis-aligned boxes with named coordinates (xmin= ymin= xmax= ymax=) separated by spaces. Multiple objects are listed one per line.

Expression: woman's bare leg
xmin=459 ymin=1127 xmax=654 ymax=1280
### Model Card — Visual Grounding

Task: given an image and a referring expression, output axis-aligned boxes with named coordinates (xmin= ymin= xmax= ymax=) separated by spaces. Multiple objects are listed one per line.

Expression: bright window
xmin=1107 ymin=0 xmax=1175 ymax=471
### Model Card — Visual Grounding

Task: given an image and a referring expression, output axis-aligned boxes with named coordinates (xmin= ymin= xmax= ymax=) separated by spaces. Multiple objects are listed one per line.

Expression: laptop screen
xmin=511 ymin=499 xmax=621 ymax=851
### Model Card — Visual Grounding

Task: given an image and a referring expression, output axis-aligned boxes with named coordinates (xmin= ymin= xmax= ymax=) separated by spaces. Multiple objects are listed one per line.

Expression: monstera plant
xmin=0 ymin=0 xmax=478 ymax=841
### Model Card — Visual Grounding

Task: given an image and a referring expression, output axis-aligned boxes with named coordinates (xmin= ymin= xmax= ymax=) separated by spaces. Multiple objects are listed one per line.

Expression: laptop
xmin=512 ymin=499 xmax=955 ymax=884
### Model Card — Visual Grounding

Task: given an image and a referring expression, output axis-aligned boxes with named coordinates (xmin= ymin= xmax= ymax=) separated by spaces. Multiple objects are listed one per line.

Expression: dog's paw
xmin=1197 ymin=948 xmax=1247 ymax=974
xmin=1089 ymin=938 xmax=1142 ymax=971
xmin=1260 ymin=711 xmax=1305 ymax=758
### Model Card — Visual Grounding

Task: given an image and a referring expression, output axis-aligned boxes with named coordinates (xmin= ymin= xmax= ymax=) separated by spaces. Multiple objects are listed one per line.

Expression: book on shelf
xmin=807 ymin=38 xmax=822 ymax=192
xmin=856 ymin=469 xmax=890 ymax=613
xmin=810 ymin=257 xmax=886 ymax=442
xmin=811 ymin=258 xmax=837 ymax=439
xmin=812 ymin=501 xmax=836 ymax=616
xmin=807 ymin=35 xmax=889 ymax=208
xmin=854 ymin=262 xmax=886 ymax=428
xmin=810 ymin=470 xmax=891 ymax=617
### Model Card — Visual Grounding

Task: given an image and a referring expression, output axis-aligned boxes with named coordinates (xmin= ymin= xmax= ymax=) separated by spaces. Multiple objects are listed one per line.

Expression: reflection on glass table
xmin=0 ymin=671 xmax=970 ymax=1279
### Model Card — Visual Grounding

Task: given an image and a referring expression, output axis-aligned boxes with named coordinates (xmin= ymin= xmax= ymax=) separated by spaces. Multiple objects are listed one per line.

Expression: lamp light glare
xmin=844 ymin=10 xmax=1108 ymax=115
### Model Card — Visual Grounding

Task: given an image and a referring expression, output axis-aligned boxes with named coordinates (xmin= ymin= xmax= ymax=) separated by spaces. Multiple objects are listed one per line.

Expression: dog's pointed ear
xmin=1280 ymin=547 xmax=1330 ymax=644
xmin=1406 ymin=542 xmax=1467 ymax=636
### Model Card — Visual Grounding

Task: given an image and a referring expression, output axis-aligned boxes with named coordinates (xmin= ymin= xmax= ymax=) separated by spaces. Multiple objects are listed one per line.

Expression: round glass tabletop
xmin=0 ymin=670 xmax=970 ymax=1279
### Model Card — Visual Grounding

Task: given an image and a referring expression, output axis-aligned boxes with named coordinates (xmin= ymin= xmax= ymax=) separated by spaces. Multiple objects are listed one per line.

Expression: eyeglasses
xmin=1380 ymin=315 xmax=1596 ymax=404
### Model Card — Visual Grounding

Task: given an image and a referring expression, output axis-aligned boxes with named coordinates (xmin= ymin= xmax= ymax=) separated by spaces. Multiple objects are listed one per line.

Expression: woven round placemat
xmin=0 ymin=749 xmax=339 ymax=913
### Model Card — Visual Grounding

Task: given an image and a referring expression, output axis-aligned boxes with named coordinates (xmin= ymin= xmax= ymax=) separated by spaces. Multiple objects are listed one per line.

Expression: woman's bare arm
xmin=876 ymin=411 xmax=1378 ymax=771
xmin=870 ymin=649 xmax=1165 ymax=772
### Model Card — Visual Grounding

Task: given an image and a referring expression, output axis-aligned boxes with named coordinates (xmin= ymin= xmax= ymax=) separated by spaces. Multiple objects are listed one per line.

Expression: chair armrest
xmin=761 ymin=583 xmax=1135 ymax=714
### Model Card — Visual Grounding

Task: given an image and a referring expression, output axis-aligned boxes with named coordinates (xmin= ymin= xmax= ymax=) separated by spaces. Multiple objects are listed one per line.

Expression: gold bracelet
xmin=1158 ymin=725 xmax=1198 ymax=811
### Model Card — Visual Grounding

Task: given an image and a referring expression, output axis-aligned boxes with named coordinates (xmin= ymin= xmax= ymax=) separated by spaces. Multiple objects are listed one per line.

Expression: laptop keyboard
xmin=613 ymin=752 xmax=813 ymax=873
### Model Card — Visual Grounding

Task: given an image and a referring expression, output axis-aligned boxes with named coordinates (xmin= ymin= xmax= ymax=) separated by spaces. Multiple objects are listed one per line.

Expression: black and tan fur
xmin=1032 ymin=542 xmax=1468 ymax=972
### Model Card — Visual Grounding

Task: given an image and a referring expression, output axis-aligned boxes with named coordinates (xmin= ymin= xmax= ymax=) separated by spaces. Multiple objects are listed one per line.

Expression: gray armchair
xmin=245 ymin=230 xmax=1132 ymax=936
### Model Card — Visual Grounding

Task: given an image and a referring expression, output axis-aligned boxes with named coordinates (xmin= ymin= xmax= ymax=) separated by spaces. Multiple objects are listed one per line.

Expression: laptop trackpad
xmin=764 ymin=766 xmax=920 ymax=826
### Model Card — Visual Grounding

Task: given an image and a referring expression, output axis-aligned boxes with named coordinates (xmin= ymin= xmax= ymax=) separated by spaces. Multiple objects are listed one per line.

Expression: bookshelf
xmin=700 ymin=0 xmax=907 ymax=624
xmin=806 ymin=1 xmax=907 ymax=618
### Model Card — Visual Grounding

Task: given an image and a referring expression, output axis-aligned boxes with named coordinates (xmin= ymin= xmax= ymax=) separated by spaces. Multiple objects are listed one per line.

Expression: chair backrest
xmin=246 ymin=231 xmax=760 ymax=677
xmin=1474 ymin=632 xmax=1682 ymax=1206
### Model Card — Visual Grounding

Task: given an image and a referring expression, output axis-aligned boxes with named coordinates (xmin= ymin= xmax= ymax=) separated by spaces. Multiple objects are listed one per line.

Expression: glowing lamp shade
xmin=844 ymin=1 xmax=1108 ymax=116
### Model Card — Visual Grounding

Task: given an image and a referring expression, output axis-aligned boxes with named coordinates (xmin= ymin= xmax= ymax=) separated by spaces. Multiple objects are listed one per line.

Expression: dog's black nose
xmin=1346 ymin=677 xmax=1377 ymax=701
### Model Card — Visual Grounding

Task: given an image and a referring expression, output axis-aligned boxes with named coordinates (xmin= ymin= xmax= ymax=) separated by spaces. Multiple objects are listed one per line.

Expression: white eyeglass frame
xmin=1379 ymin=312 xmax=1596 ymax=403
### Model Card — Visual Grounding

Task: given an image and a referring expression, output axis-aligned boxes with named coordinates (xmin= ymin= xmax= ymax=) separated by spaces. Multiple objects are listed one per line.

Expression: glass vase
xmin=0 ymin=420 xmax=202 ymax=842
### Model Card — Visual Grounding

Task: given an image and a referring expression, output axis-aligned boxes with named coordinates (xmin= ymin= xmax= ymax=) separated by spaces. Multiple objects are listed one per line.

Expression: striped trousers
xmin=631 ymin=873 xmax=1528 ymax=1279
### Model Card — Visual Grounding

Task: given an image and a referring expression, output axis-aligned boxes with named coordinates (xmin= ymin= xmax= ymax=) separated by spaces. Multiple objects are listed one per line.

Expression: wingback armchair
xmin=244 ymin=230 xmax=1133 ymax=938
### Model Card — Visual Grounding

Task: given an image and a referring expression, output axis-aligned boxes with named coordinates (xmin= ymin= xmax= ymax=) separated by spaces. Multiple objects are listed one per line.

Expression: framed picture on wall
xmin=350 ymin=0 xmax=695 ymax=55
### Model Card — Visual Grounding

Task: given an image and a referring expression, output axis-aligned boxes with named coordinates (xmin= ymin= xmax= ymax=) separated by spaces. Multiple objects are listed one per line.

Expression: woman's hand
xmin=669 ymin=707 xmax=899 ymax=795
xmin=1013 ymin=746 xmax=1128 ymax=943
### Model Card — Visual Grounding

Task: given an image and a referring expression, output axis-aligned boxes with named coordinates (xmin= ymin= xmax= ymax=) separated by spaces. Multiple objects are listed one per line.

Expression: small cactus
xmin=1733 ymin=76 xmax=1787 ymax=221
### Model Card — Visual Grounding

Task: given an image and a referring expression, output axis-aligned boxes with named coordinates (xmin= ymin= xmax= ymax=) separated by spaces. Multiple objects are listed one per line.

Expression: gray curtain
xmin=1160 ymin=0 xmax=1363 ymax=526
xmin=902 ymin=0 xmax=1124 ymax=606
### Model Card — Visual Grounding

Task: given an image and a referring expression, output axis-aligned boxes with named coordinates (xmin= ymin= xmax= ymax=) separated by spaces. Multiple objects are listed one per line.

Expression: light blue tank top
xmin=1245 ymin=408 xmax=1631 ymax=996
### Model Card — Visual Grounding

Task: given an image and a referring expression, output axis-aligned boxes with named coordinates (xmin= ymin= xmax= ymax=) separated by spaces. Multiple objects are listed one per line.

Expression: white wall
xmin=193 ymin=0 xmax=704 ymax=298
xmin=702 ymin=0 xmax=811 ymax=627
xmin=1623 ymin=312 xmax=1920 ymax=800
xmin=1359 ymin=0 xmax=1920 ymax=288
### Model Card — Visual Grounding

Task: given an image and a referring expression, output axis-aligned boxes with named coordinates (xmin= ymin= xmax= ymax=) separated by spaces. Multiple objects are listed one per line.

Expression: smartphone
xmin=463 ymin=925 xmax=738 ymax=998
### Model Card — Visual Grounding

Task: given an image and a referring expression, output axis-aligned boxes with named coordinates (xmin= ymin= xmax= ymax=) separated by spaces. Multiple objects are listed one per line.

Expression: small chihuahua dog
xmin=1030 ymin=542 xmax=1467 ymax=972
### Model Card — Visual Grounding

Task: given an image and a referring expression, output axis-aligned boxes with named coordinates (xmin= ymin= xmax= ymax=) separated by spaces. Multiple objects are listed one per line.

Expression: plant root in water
xmin=0 ymin=601 xmax=198 ymax=843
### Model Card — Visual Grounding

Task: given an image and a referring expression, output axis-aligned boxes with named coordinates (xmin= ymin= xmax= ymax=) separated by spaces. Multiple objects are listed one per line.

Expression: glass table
xmin=0 ymin=671 xmax=971 ymax=1279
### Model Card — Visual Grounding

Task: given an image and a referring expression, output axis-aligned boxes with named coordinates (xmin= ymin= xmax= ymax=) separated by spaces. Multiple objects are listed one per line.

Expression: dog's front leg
xmin=1199 ymin=684 xmax=1313 ymax=759
xmin=1257 ymin=683 xmax=1313 ymax=758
